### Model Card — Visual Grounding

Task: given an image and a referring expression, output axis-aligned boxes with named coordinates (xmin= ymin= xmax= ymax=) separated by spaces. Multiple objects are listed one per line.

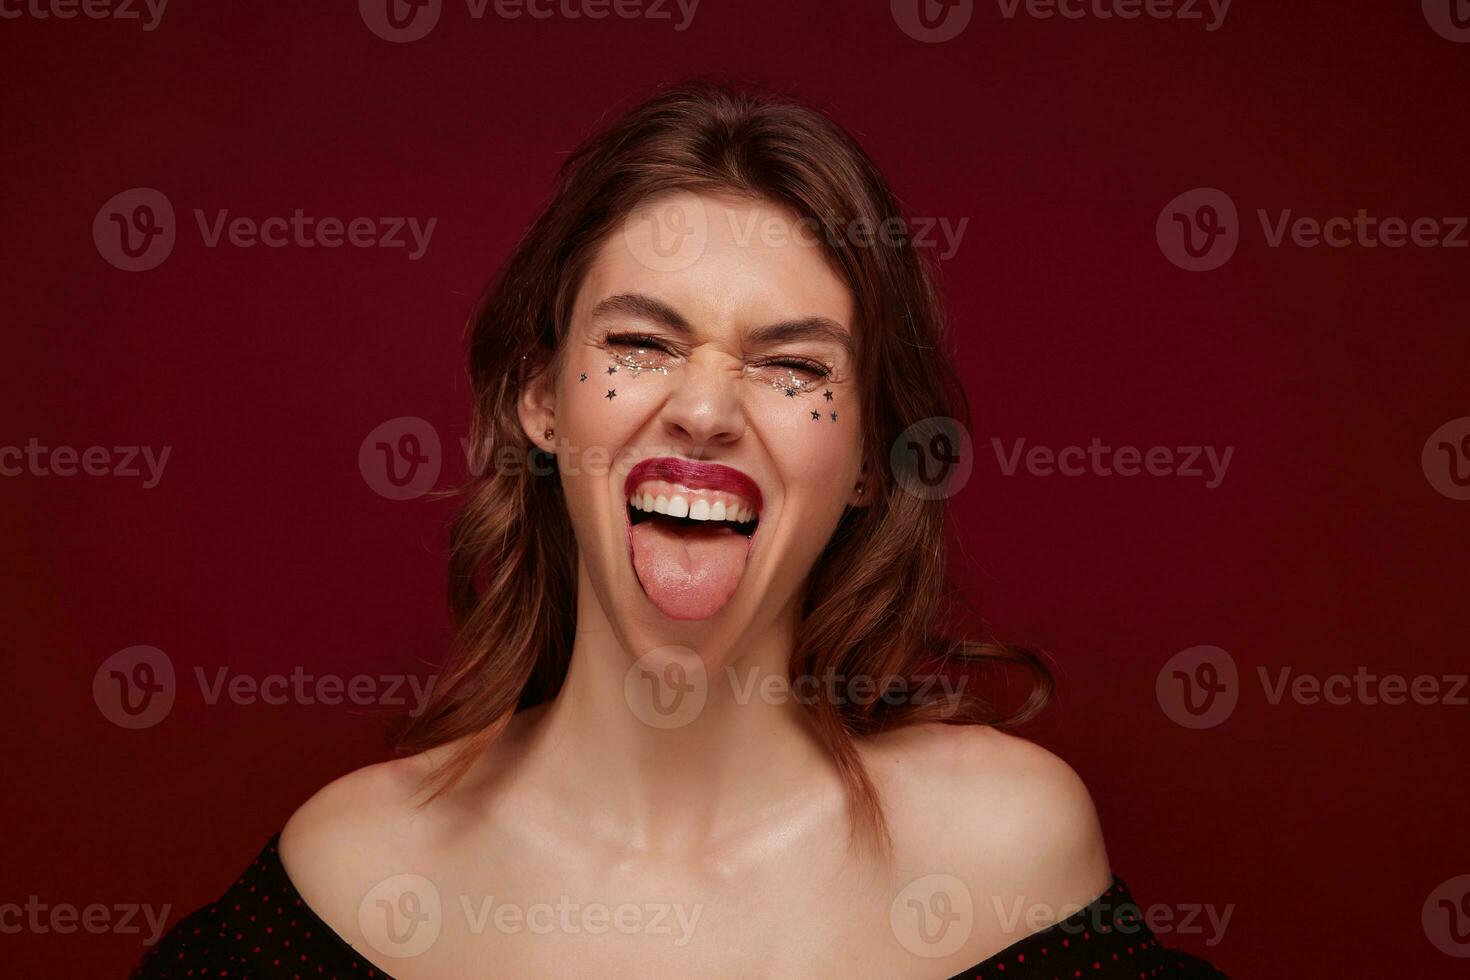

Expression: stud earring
xmin=544 ymin=427 xmax=554 ymax=440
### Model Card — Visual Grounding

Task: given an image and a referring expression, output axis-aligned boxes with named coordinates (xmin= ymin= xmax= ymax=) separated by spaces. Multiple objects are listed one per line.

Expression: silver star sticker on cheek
xmin=606 ymin=389 xmax=617 ymax=400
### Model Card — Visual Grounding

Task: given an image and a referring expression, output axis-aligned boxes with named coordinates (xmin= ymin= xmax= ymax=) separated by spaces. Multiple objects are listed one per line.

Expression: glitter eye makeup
xmin=596 ymin=331 xmax=837 ymax=399
xmin=601 ymin=332 xmax=672 ymax=378
xmin=766 ymin=371 xmax=824 ymax=397
xmin=610 ymin=347 xmax=670 ymax=376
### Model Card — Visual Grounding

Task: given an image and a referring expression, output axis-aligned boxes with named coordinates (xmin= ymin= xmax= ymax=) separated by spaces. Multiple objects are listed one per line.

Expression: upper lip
xmin=624 ymin=457 xmax=764 ymax=515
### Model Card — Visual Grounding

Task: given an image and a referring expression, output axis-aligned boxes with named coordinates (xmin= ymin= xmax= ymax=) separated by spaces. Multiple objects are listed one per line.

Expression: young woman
xmin=136 ymin=80 xmax=1226 ymax=979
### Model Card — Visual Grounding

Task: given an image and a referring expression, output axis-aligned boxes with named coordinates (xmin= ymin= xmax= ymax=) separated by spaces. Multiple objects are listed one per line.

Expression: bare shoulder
xmin=279 ymin=707 xmax=548 ymax=918
xmin=866 ymin=722 xmax=1112 ymax=908
xmin=276 ymin=745 xmax=454 ymax=926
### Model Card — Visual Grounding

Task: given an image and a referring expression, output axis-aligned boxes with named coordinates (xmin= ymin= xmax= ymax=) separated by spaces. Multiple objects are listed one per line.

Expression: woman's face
xmin=522 ymin=191 xmax=866 ymax=650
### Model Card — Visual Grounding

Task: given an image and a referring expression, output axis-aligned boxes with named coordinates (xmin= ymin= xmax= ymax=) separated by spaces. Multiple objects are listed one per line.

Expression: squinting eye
xmin=605 ymin=333 xmax=673 ymax=374
xmin=759 ymin=362 xmax=828 ymax=396
xmin=765 ymin=358 xmax=829 ymax=378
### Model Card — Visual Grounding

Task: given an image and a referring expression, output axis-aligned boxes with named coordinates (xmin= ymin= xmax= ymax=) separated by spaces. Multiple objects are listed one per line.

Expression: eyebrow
xmin=589 ymin=292 xmax=853 ymax=357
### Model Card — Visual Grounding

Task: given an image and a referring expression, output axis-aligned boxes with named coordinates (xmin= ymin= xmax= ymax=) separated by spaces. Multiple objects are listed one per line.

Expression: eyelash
xmin=603 ymin=332 xmax=833 ymax=379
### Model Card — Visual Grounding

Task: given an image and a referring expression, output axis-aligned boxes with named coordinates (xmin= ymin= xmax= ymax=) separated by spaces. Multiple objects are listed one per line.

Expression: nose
xmin=658 ymin=351 xmax=745 ymax=453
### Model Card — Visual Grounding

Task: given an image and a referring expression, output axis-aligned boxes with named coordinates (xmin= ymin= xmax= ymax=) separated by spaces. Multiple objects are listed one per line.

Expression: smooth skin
xmin=280 ymin=193 xmax=1111 ymax=978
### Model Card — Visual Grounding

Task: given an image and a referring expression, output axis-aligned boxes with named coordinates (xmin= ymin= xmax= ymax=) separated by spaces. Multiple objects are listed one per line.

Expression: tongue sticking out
xmin=630 ymin=518 xmax=751 ymax=620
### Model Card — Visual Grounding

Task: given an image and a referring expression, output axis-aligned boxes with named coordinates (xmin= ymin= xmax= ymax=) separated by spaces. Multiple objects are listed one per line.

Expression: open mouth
xmin=622 ymin=458 xmax=763 ymax=621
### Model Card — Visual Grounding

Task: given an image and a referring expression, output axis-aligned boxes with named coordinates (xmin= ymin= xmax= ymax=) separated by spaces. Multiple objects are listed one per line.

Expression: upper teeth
xmin=628 ymin=482 xmax=757 ymax=524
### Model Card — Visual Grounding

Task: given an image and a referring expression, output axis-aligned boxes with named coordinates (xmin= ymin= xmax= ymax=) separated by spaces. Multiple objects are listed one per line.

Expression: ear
xmin=845 ymin=458 xmax=871 ymax=508
xmin=516 ymin=351 xmax=558 ymax=453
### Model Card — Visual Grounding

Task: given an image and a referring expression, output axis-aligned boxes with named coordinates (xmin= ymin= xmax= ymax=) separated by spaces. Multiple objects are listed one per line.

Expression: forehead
xmin=573 ymin=191 xmax=855 ymax=339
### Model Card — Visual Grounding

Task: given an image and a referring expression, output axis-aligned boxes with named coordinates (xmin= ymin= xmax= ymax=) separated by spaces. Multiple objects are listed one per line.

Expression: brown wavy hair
xmin=393 ymin=77 xmax=1053 ymax=859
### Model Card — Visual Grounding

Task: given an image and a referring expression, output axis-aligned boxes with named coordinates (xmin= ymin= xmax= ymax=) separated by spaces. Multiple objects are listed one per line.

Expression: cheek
xmin=562 ymin=351 xmax=668 ymax=448
xmin=557 ymin=354 xmax=672 ymax=528
xmin=748 ymin=386 xmax=858 ymax=494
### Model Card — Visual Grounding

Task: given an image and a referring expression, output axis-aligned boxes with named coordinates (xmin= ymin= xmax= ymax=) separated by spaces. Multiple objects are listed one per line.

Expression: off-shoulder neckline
xmin=258 ymin=832 xmax=1135 ymax=980
xmin=941 ymin=875 xmax=1134 ymax=979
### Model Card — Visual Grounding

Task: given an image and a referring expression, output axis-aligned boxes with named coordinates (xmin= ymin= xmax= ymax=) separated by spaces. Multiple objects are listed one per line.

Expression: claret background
xmin=3 ymin=1 xmax=1468 ymax=976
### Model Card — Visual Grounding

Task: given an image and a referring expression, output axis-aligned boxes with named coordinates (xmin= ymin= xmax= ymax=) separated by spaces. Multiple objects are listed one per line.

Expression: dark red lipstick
xmin=624 ymin=457 xmax=764 ymax=514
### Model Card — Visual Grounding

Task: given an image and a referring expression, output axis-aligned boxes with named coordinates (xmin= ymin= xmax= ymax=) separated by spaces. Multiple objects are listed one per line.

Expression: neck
xmin=504 ymin=562 xmax=845 ymax=863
